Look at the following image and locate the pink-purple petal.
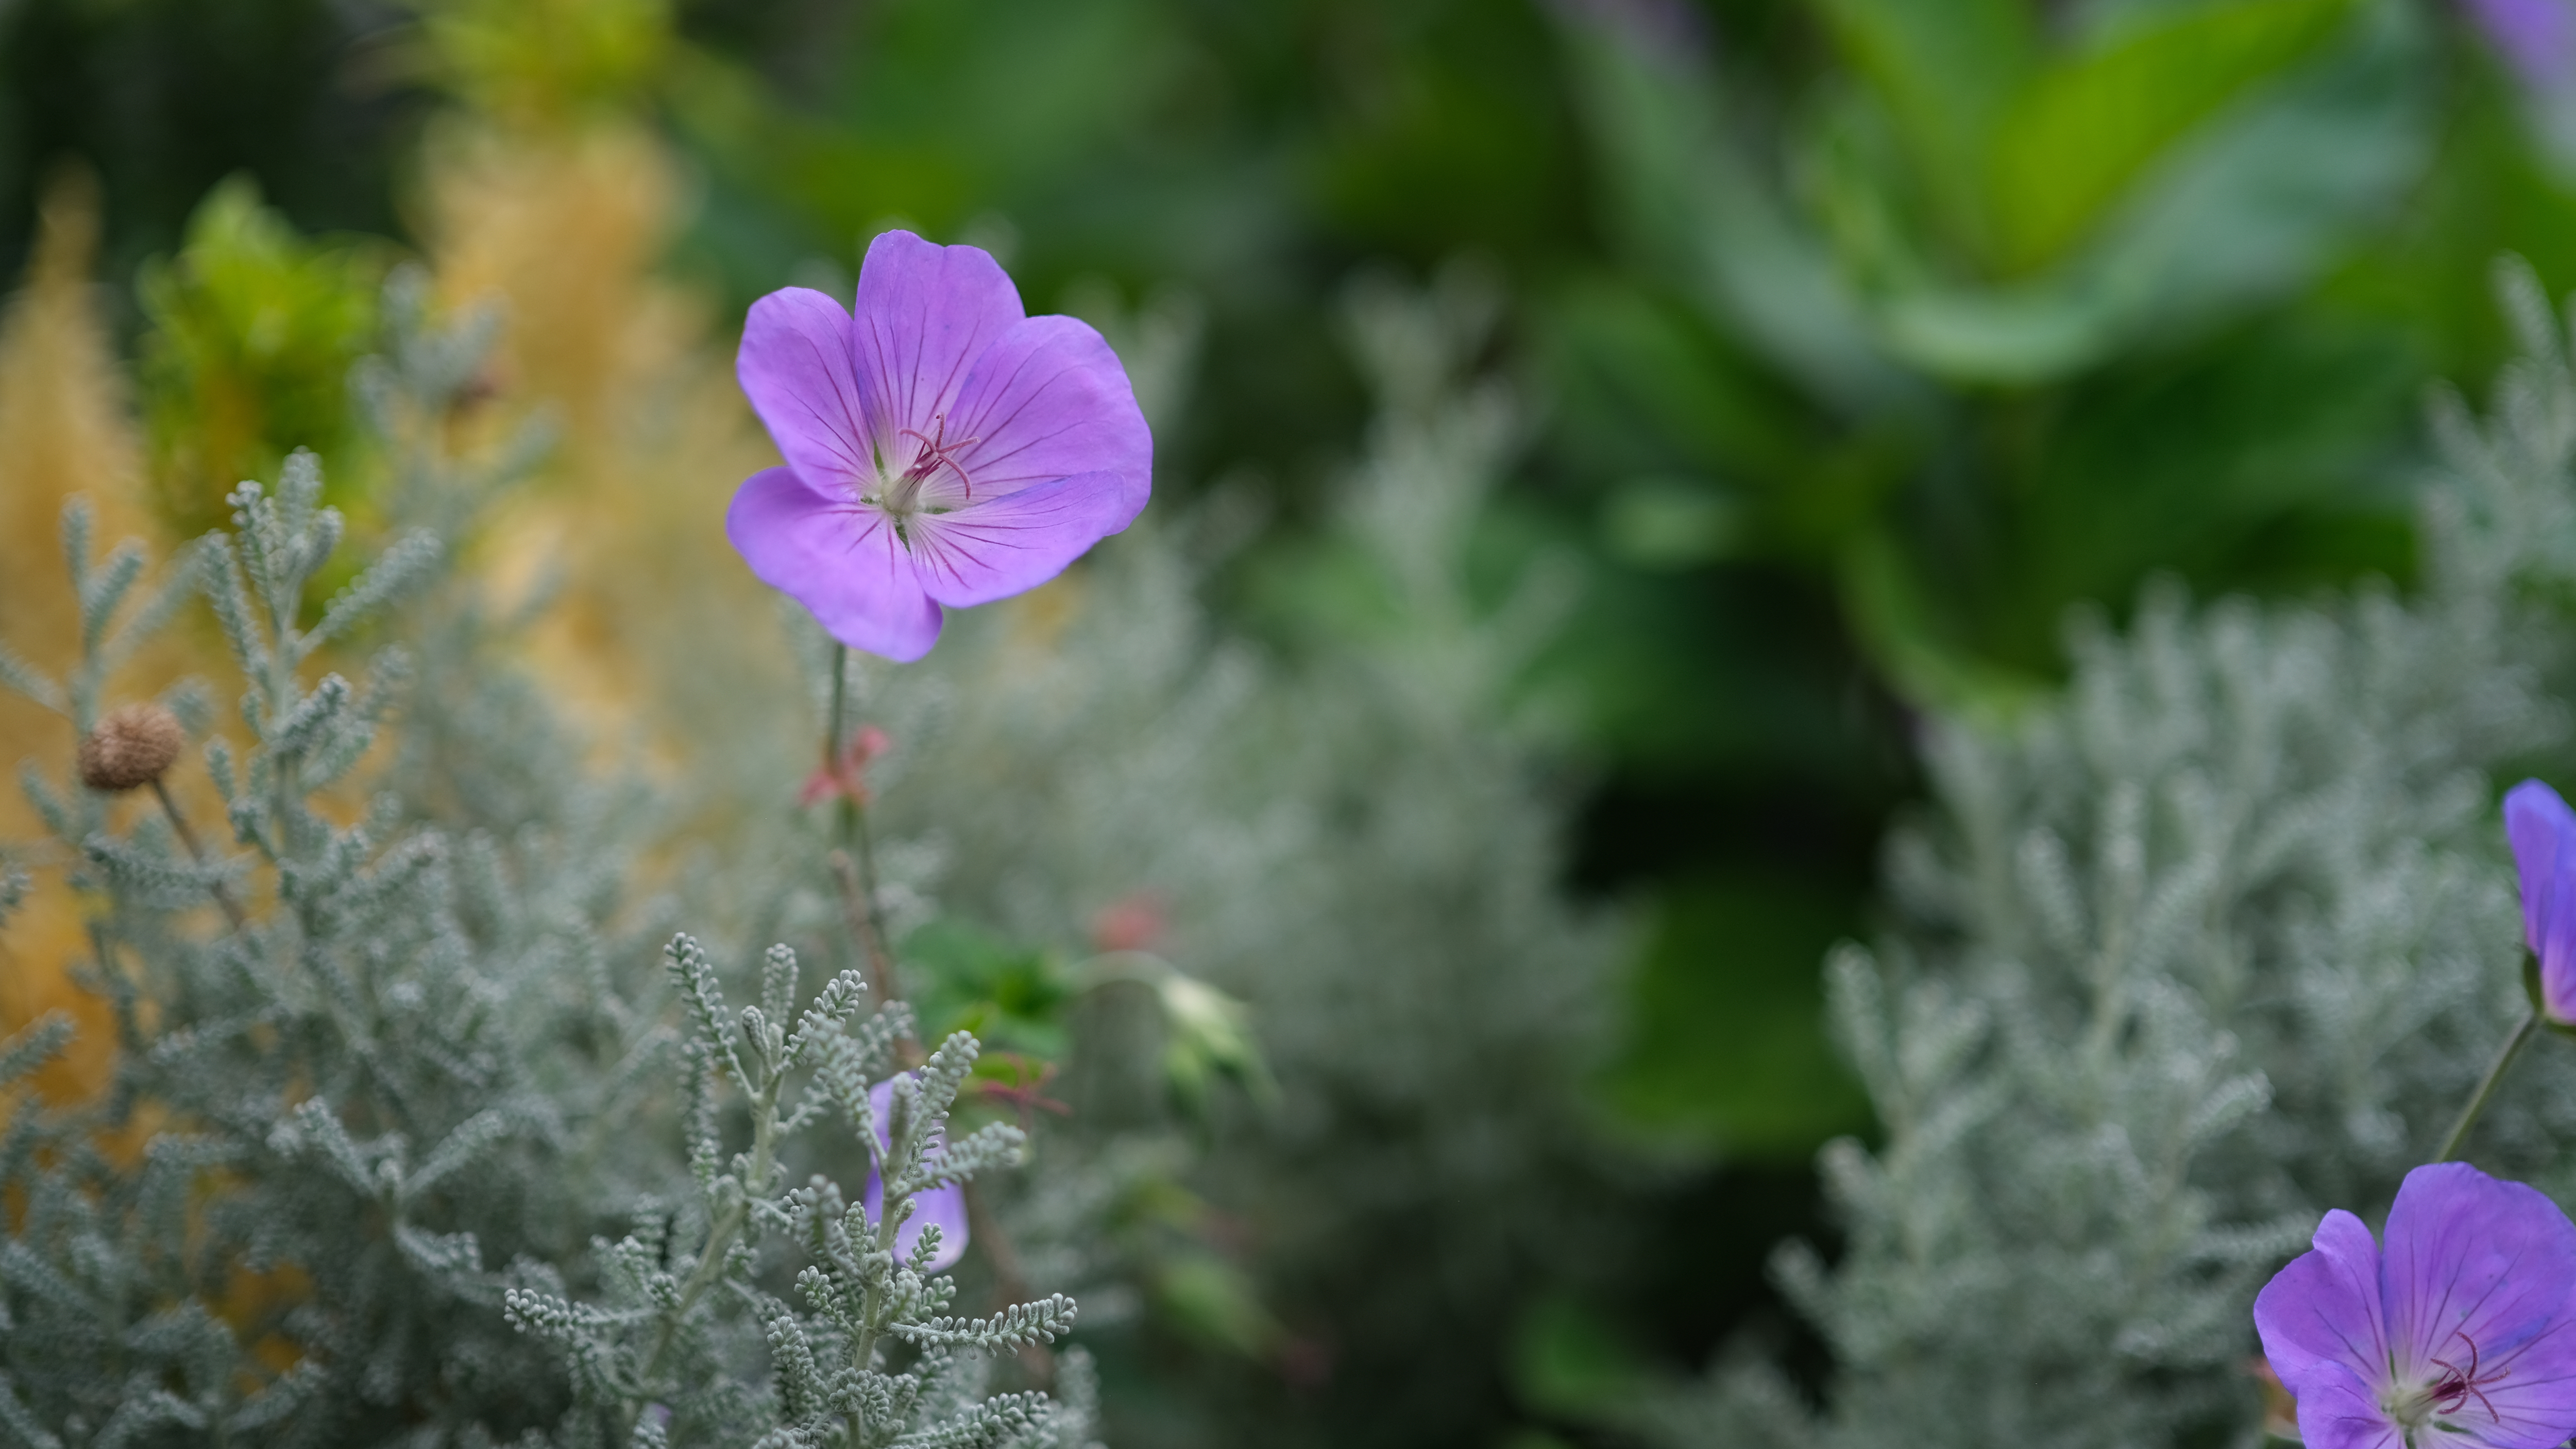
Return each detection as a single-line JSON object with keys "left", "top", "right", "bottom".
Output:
{"left": 728, "top": 237, "right": 1152, "bottom": 658}
{"left": 2380, "top": 1163, "right": 2576, "bottom": 1443}
{"left": 852, "top": 231, "right": 1026, "bottom": 458}
{"left": 725, "top": 468, "right": 943, "bottom": 662}
{"left": 738, "top": 288, "right": 874, "bottom": 495}
{"left": 903, "top": 471, "right": 1133, "bottom": 609}
{"left": 903, "top": 1183, "right": 972, "bottom": 1272}
{"left": 2468, "top": 0, "right": 2576, "bottom": 89}
{"left": 2258, "top": 1208, "right": 2393, "bottom": 1396}
{"left": 2288, "top": 1363, "right": 2405, "bottom": 1449}
{"left": 858, "top": 1076, "right": 970, "bottom": 1273}
{"left": 943, "top": 314, "right": 1153, "bottom": 527}
{"left": 2507, "top": 780, "right": 2576, "bottom": 1021}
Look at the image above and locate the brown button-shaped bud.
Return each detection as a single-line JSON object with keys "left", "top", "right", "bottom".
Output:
{"left": 78, "top": 704, "right": 185, "bottom": 793}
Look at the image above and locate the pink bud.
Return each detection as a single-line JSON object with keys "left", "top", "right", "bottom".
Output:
{"left": 1091, "top": 891, "right": 1167, "bottom": 953}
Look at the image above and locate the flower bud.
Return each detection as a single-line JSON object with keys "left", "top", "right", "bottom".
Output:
{"left": 1090, "top": 891, "right": 1166, "bottom": 954}
{"left": 77, "top": 704, "right": 184, "bottom": 793}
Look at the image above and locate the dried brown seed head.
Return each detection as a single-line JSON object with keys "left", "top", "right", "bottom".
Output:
{"left": 78, "top": 704, "right": 184, "bottom": 793}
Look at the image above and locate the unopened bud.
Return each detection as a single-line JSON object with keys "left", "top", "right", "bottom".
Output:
{"left": 77, "top": 704, "right": 184, "bottom": 793}
{"left": 1090, "top": 891, "right": 1167, "bottom": 954}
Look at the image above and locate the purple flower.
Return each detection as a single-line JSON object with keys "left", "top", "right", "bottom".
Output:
{"left": 2467, "top": 0, "right": 2576, "bottom": 90}
{"left": 727, "top": 230, "right": 1151, "bottom": 661}
{"left": 2506, "top": 779, "right": 2576, "bottom": 1023}
{"left": 2254, "top": 1162, "right": 2576, "bottom": 1449}
{"left": 860, "top": 1075, "right": 970, "bottom": 1272}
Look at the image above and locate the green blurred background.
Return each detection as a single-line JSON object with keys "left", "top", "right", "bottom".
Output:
{"left": 6, "top": 0, "right": 2573, "bottom": 1440}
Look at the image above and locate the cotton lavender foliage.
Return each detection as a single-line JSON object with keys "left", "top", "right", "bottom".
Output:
{"left": 1636, "top": 266, "right": 2576, "bottom": 1449}
{"left": 0, "top": 279, "right": 1091, "bottom": 1447}
{"left": 501, "top": 938, "right": 1077, "bottom": 1445}
{"left": 827, "top": 260, "right": 1617, "bottom": 1445}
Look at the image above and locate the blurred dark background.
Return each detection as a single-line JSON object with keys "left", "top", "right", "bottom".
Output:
{"left": 6, "top": 0, "right": 2573, "bottom": 1442}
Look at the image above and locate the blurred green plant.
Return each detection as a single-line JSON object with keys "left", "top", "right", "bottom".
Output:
{"left": 1600, "top": 872, "right": 1872, "bottom": 1158}
{"left": 29, "top": 2, "right": 2576, "bottom": 1442}
{"left": 410, "top": 0, "right": 673, "bottom": 129}
{"left": 902, "top": 916, "right": 1273, "bottom": 1126}
{"left": 1556, "top": 0, "right": 2469, "bottom": 717}
{"left": 905, "top": 918, "right": 1077, "bottom": 1063}
{"left": 890, "top": 915, "right": 1286, "bottom": 1372}
{"left": 136, "top": 175, "right": 386, "bottom": 542}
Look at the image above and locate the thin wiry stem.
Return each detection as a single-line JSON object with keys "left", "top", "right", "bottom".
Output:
{"left": 830, "top": 840, "right": 903, "bottom": 1022}
{"left": 2438, "top": 1005, "right": 2541, "bottom": 1163}
{"left": 815, "top": 666, "right": 1053, "bottom": 1389}
{"left": 825, "top": 644, "right": 849, "bottom": 776}
{"left": 150, "top": 779, "right": 248, "bottom": 932}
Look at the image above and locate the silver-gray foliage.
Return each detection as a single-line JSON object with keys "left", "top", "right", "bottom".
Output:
{"left": 829, "top": 263, "right": 1618, "bottom": 1443}
{"left": 1648, "top": 265, "right": 2576, "bottom": 1448}
{"left": 0, "top": 278, "right": 1083, "bottom": 1448}
{"left": 502, "top": 939, "right": 1074, "bottom": 1447}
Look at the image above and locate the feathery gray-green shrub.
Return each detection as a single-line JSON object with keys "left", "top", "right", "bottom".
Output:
{"left": 0, "top": 277, "right": 1089, "bottom": 1448}
{"left": 831, "top": 262, "right": 1621, "bottom": 1446}
{"left": 0, "top": 255, "right": 1624, "bottom": 1449}
{"left": 1641, "top": 264, "right": 2576, "bottom": 1449}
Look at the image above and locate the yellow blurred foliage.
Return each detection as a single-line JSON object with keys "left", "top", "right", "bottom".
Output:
{"left": 0, "top": 169, "right": 161, "bottom": 1103}
{"left": 413, "top": 0, "right": 672, "bottom": 134}
{"left": 423, "top": 115, "right": 801, "bottom": 802}
{"left": 0, "top": 0, "right": 813, "bottom": 1111}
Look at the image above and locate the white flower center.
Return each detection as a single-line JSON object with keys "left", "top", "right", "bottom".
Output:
{"left": 867, "top": 414, "right": 977, "bottom": 529}
{"left": 2381, "top": 1336, "right": 2507, "bottom": 1440}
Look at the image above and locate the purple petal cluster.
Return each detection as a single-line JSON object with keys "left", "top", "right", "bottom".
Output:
{"left": 860, "top": 1075, "right": 970, "bottom": 1273}
{"left": 2256, "top": 1162, "right": 2576, "bottom": 1449}
{"left": 2507, "top": 779, "right": 2576, "bottom": 1024}
{"left": 727, "top": 231, "right": 1151, "bottom": 661}
{"left": 2467, "top": 0, "right": 2576, "bottom": 90}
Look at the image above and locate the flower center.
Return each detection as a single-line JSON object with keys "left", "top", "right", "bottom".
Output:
{"left": 2384, "top": 1333, "right": 2509, "bottom": 1436}
{"left": 869, "top": 413, "right": 978, "bottom": 525}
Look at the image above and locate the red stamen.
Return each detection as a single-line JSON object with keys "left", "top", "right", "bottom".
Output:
{"left": 2430, "top": 1331, "right": 2507, "bottom": 1421}
{"left": 897, "top": 414, "right": 982, "bottom": 502}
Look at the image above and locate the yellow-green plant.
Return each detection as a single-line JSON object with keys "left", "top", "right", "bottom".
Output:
{"left": 138, "top": 176, "right": 387, "bottom": 544}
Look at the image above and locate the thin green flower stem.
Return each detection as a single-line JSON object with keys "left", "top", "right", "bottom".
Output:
{"left": 812, "top": 654, "right": 1050, "bottom": 1411}
{"left": 2437, "top": 1004, "right": 2543, "bottom": 1163}
{"left": 817, "top": 655, "right": 909, "bottom": 1444}
{"left": 822, "top": 643, "right": 905, "bottom": 1014}
{"left": 826, "top": 643, "right": 850, "bottom": 773}
{"left": 830, "top": 830, "right": 905, "bottom": 1030}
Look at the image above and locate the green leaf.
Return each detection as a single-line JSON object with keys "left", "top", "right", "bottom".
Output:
{"left": 1877, "top": 279, "right": 2127, "bottom": 385}
{"left": 1598, "top": 873, "right": 1876, "bottom": 1160}
{"left": 1866, "top": 6, "right": 2427, "bottom": 385}
{"left": 1562, "top": 31, "right": 1914, "bottom": 413}
{"left": 1987, "top": 0, "right": 2359, "bottom": 272}
{"left": 900, "top": 918, "right": 1071, "bottom": 1061}
{"left": 1150, "top": 1252, "right": 1282, "bottom": 1359}
{"left": 1836, "top": 530, "right": 2050, "bottom": 721}
{"left": 138, "top": 176, "right": 385, "bottom": 547}
{"left": 1541, "top": 275, "right": 1830, "bottom": 488}
{"left": 1509, "top": 1294, "right": 1658, "bottom": 1420}
{"left": 1813, "top": 0, "right": 2036, "bottom": 248}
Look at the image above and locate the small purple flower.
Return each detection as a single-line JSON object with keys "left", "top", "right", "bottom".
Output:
{"left": 2255, "top": 1162, "right": 2576, "bottom": 1449}
{"left": 2506, "top": 779, "right": 2576, "bottom": 1023}
{"left": 861, "top": 1076, "right": 970, "bottom": 1272}
{"left": 2467, "top": 0, "right": 2576, "bottom": 90}
{"left": 727, "top": 230, "right": 1151, "bottom": 662}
